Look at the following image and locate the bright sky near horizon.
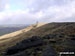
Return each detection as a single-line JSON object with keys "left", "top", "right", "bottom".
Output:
{"left": 0, "top": 0, "right": 75, "bottom": 24}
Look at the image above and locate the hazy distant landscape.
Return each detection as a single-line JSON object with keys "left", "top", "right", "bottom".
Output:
{"left": 0, "top": 25, "right": 29, "bottom": 36}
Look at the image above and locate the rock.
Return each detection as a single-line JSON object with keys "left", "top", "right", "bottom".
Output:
{"left": 43, "top": 46, "right": 57, "bottom": 56}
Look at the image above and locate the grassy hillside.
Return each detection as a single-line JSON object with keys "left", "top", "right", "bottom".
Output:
{"left": 0, "top": 23, "right": 47, "bottom": 52}
{"left": 0, "top": 22, "right": 75, "bottom": 56}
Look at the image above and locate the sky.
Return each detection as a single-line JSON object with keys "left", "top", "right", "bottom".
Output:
{"left": 0, "top": 0, "right": 75, "bottom": 24}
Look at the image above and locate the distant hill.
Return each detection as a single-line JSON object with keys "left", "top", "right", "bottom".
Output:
{"left": 0, "top": 22, "right": 75, "bottom": 56}
{"left": 0, "top": 25, "right": 29, "bottom": 36}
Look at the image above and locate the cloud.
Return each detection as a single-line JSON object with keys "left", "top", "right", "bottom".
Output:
{"left": 5, "top": 4, "right": 10, "bottom": 10}
{"left": 0, "top": 0, "right": 75, "bottom": 24}
{"left": 0, "top": 0, "right": 8, "bottom": 11}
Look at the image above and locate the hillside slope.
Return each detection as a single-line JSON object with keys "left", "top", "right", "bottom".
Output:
{"left": 0, "top": 23, "right": 47, "bottom": 40}
{"left": 0, "top": 23, "right": 47, "bottom": 52}
{"left": 0, "top": 22, "right": 75, "bottom": 56}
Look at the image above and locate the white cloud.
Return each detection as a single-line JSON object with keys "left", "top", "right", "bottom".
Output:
{"left": 0, "top": 0, "right": 75, "bottom": 24}
{"left": 5, "top": 4, "right": 10, "bottom": 10}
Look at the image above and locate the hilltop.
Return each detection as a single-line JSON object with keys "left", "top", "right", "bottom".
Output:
{"left": 0, "top": 22, "right": 75, "bottom": 56}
